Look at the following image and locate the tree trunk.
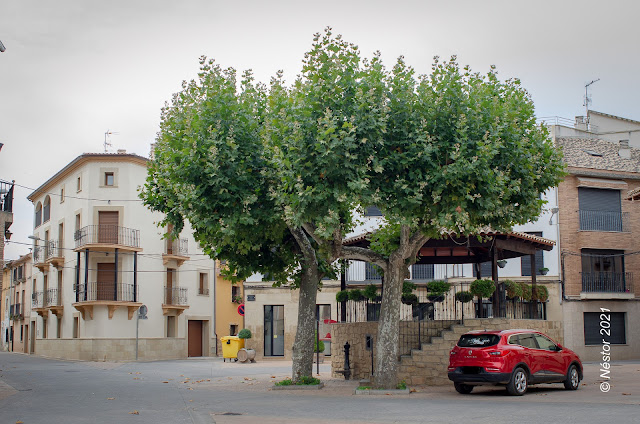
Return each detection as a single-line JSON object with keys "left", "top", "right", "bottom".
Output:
{"left": 291, "top": 259, "right": 320, "bottom": 382}
{"left": 373, "top": 258, "right": 405, "bottom": 389}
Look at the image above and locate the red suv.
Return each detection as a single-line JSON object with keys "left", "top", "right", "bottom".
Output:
{"left": 448, "top": 329, "right": 582, "bottom": 396}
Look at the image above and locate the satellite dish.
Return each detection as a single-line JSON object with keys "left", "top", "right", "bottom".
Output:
{"left": 138, "top": 305, "right": 148, "bottom": 319}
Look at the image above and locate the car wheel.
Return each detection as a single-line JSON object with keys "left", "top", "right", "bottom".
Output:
{"left": 454, "top": 383, "right": 474, "bottom": 394}
{"left": 507, "top": 367, "right": 528, "bottom": 396}
{"left": 564, "top": 365, "right": 580, "bottom": 390}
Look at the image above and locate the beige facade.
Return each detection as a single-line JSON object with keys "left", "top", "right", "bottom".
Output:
{"left": 2, "top": 254, "right": 34, "bottom": 353}
{"left": 24, "top": 152, "right": 216, "bottom": 361}
{"left": 214, "top": 264, "right": 244, "bottom": 355}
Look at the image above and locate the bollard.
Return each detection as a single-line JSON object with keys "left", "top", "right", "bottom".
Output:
{"left": 343, "top": 341, "right": 351, "bottom": 380}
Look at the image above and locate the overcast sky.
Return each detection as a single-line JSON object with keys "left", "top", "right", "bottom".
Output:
{"left": 1, "top": 0, "right": 639, "bottom": 260}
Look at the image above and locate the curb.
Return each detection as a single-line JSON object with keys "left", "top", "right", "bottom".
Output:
{"left": 271, "top": 383, "right": 325, "bottom": 390}
{"left": 354, "top": 388, "right": 411, "bottom": 395}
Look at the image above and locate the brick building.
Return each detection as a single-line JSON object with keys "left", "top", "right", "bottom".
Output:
{"left": 555, "top": 136, "right": 640, "bottom": 360}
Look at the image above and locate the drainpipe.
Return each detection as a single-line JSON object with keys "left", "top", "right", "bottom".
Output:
{"left": 213, "top": 259, "right": 217, "bottom": 357}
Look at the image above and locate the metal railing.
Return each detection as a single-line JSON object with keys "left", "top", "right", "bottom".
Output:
{"left": 76, "top": 282, "right": 137, "bottom": 302}
{"left": 32, "top": 291, "right": 44, "bottom": 309}
{"left": 581, "top": 272, "right": 633, "bottom": 293}
{"left": 198, "top": 287, "right": 210, "bottom": 296}
{"left": 45, "top": 240, "right": 63, "bottom": 260}
{"left": 74, "top": 225, "right": 140, "bottom": 249}
{"left": 0, "top": 180, "right": 14, "bottom": 213}
{"left": 45, "top": 288, "right": 62, "bottom": 306}
{"left": 164, "top": 287, "right": 188, "bottom": 305}
{"left": 579, "top": 210, "right": 629, "bottom": 232}
{"left": 33, "top": 245, "right": 45, "bottom": 263}
{"left": 165, "top": 238, "right": 188, "bottom": 256}
{"left": 337, "top": 281, "right": 547, "bottom": 359}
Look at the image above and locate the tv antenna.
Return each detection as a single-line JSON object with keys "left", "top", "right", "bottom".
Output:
{"left": 583, "top": 79, "right": 600, "bottom": 125}
{"left": 104, "top": 130, "right": 119, "bottom": 152}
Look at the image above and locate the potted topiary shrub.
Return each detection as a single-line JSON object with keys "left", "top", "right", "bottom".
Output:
{"left": 363, "top": 284, "right": 380, "bottom": 302}
{"left": 539, "top": 267, "right": 549, "bottom": 276}
{"left": 401, "top": 281, "right": 418, "bottom": 305}
{"left": 236, "top": 328, "right": 255, "bottom": 362}
{"left": 497, "top": 259, "right": 507, "bottom": 268}
{"left": 427, "top": 280, "right": 451, "bottom": 302}
{"left": 313, "top": 335, "right": 326, "bottom": 363}
{"left": 470, "top": 279, "right": 496, "bottom": 318}
{"left": 335, "top": 290, "right": 348, "bottom": 303}
{"left": 348, "top": 289, "right": 365, "bottom": 302}
{"left": 520, "top": 283, "right": 533, "bottom": 302}
{"left": 455, "top": 291, "right": 474, "bottom": 303}
{"left": 532, "top": 285, "right": 549, "bottom": 302}
{"left": 503, "top": 280, "right": 522, "bottom": 300}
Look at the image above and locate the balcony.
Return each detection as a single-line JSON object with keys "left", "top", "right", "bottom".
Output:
{"left": 581, "top": 272, "right": 634, "bottom": 297}
{"left": 72, "top": 282, "right": 141, "bottom": 320}
{"left": 579, "top": 210, "right": 630, "bottom": 232}
{"left": 0, "top": 180, "right": 14, "bottom": 213}
{"left": 162, "top": 238, "right": 189, "bottom": 266}
{"left": 32, "top": 291, "right": 47, "bottom": 317}
{"left": 45, "top": 287, "right": 64, "bottom": 317}
{"left": 45, "top": 240, "right": 65, "bottom": 268}
{"left": 74, "top": 225, "right": 141, "bottom": 252}
{"left": 162, "top": 286, "right": 189, "bottom": 316}
{"left": 9, "top": 303, "right": 22, "bottom": 320}
{"left": 33, "top": 245, "right": 49, "bottom": 272}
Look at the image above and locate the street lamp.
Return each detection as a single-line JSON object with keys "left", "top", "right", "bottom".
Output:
{"left": 0, "top": 40, "right": 5, "bottom": 52}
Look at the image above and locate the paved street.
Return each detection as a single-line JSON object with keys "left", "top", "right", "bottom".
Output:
{"left": 0, "top": 352, "right": 638, "bottom": 424}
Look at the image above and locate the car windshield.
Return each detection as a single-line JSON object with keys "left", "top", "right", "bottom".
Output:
{"left": 457, "top": 334, "right": 500, "bottom": 347}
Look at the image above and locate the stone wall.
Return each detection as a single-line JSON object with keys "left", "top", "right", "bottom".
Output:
{"left": 35, "top": 337, "right": 216, "bottom": 361}
{"left": 331, "top": 319, "right": 563, "bottom": 385}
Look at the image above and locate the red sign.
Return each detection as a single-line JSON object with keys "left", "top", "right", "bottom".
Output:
{"left": 237, "top": 304, "right": 245, "bottom": 316}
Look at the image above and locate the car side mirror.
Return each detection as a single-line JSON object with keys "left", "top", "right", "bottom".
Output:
{"left": 551, "top": 345, "right": 562, "bottom": 352}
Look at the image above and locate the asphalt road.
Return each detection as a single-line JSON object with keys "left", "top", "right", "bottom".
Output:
{"left": 0, "top": 352, "right": 638, "bottom": 424}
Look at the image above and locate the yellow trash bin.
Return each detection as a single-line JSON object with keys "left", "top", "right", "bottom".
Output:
{"left": 221, "top": 336, "right": 245, "bottom": 362}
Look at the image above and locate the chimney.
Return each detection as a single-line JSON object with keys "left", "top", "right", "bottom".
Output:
{"left": 117, "top": 149, "right": 127, "bottom": 154}
{"left": 575, "top": 116, "right": 588, "bottom": 131}
{"left": 619, "top": 140, "right": 631, "bottom": 159}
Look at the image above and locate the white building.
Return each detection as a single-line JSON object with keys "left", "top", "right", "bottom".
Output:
{"left": 27, "top": 151, "right": 216, "bottom": 361}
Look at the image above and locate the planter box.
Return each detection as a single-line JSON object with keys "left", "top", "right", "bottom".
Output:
{"left": 272, "top": 383, "right": 324, "bottom": 390}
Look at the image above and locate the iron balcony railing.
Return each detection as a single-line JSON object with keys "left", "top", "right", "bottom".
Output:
{"left": 164, "top": 286, "right": 188, "bottom": 305}
{"left": 0, "top": 180, "right": 14, "bottom": 213}
{"left": 76, "top": 282, "right": 137, "bottom": 302}
{"left": 45, "top": 240, "right": 63, "bottom": 260}
{"left": 32, "top": 291, "right": 44, "bottom": 308}
{"left": 198, "top": 287, "right": 210, "bottom": 296}
{"left": 33, "top": 245, "right": 45, "bottom": 263}
{"left": 579, "top": 210, "right": 630, "bottom": 232}
{"left": 165, "top": 238, "right": 188, "bottom": 256}
{"left": 581, "top": 272, "right": 633, "bottom": 293}
{"left": 74, "top": 225, "right": 140, "bottom": 249}
{"left": 45, "top": 288, "right": 62, "bottom": 307}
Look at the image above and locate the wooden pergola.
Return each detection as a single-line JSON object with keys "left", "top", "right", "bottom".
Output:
{"left": 342, "top": 231, "right": 555, "bottom": 318}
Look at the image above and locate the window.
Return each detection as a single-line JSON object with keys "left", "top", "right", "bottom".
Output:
{"left": 521, "top": 232, "right": 544, "bottom": 276}
{"left": 231, "top": 285, "right": 241, "bottom": 302}
{"left": 60, "top": 187, "right": 65, "bottom": 203}
{"left": 75, "top": 213, "right": 81, "bottom": 232}
{"left": 77, "top": 176, "right": 82, "bottom": 192}
{"left": 35, "top": 202, "right": 42, "bottom": 228}
{"left": 198, "top": 272, "right": 208, "bottom": 295}
{"left": 457, "top": 334, "right": 500, "bottom": 347}
{"left": 20, "top": 325, "right": 24, "bottom": 342}
{"left": 578, "top": 188, "right": 623, "bottom": 232}
{"left": 581, "top": 249, "right": 626, "bottom": 292}
{"left": 73, "top": 316, "right": 79, "bottom": 338}
{"left": 364, "top": 206, "right": 383, "bottom": 217}
{"left": 57, "top": 317, "right": 62, "bottom": 339}
{"left": 515, "top": 333, "right": 537, "bottom": 348}
{"left": 229, "top": 324, "right": 238, "bottom": 336}
{"left": 474, "top": 261, "right": 493, "bottom": 279}
{"left": 534, "top": 334, "right": 556, "bottom": 351}
{"left": 412, "top": 264, "right": 434, "bottom": 281}
{"left": 43, "top": 196, "right": 51, "bottom": 223}
{"left": 104, "top": 172, "right": 114, "bottom": 186}
{"left": 584, "top": 312, "right": 626, "bottom": 345}
{"left": 365, "top": 263, "right": 382, "bottom": 281}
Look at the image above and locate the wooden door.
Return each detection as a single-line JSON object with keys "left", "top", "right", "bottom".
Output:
{"left": 166, "top": 269, "right": 175, "bottom": 304}
{"left": 97, "top": 263, "right": 116, "bottom": 301}
{"left": 188, "top": 320, "right": 203, "bottom": 357}
{"left": 98, "top": 211, "right": 119, "bottom": 243}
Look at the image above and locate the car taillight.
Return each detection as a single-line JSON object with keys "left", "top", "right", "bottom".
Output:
{"left": 488, "top": 351, "right": 506, "bottom": 357}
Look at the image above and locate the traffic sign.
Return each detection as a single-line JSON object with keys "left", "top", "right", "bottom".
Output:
{"left": 237, "top": 304, "right": 245, "bottom": 316}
